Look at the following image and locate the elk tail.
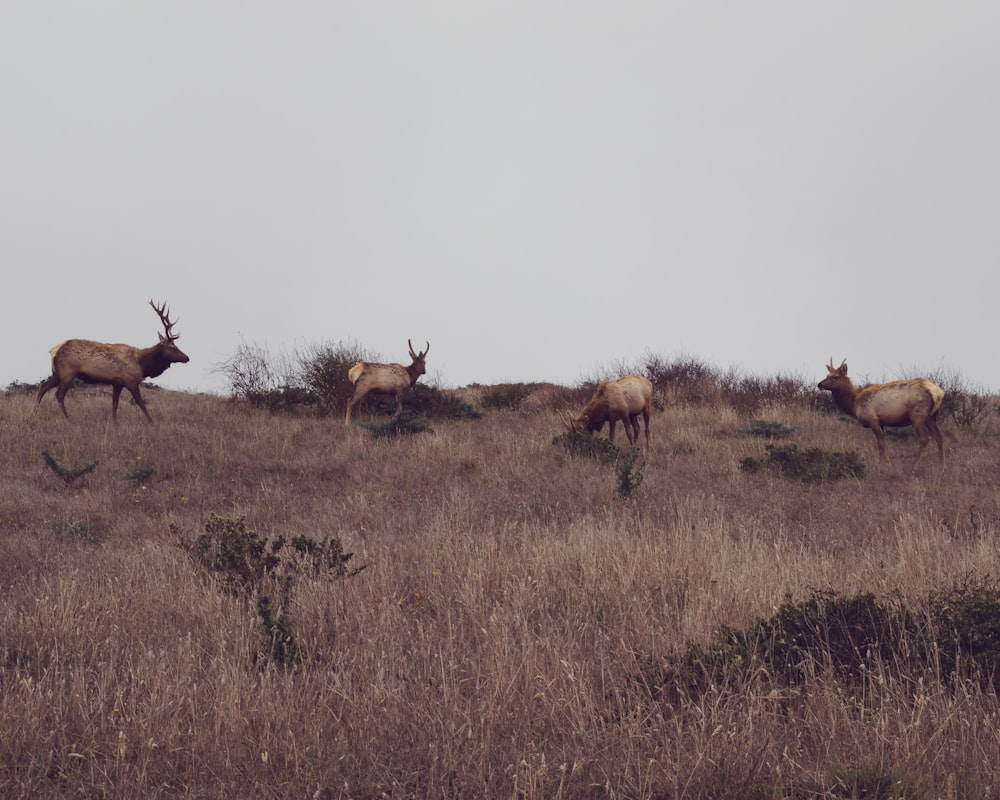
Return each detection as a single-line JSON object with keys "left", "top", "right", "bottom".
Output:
{"left": 929, "top": 383, "right": 945, "bottom": 416}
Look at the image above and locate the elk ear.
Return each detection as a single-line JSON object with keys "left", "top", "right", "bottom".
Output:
{"left": 837, "top": 360, "right": 848, "bottom": 376}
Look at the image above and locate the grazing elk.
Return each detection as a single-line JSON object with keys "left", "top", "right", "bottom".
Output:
{"left": 345, "top": 340, "right": 429, "bottom": 423}
{"left": 566, "top": 373, "right": 653, "bottom": 448}
{"left": 818, "top": 358, "right": 945, "bottom": 472}
{"left": 37, "top": 300, "right": 189, "bottom": 422}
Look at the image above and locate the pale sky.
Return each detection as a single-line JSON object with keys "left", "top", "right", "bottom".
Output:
{"left": 4, "top": 3, "right": 999, "bottom": 394}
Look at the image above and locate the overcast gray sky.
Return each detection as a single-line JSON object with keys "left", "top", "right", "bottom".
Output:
{"left": 4, "top": 3, "right": 999, "bottom": 395}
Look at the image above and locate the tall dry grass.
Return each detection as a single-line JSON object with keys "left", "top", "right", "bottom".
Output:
{"left": 2, "top": 381, "right": 1000, "bottom": 798}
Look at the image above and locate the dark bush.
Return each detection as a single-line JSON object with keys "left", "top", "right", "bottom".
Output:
{"left": 741, "top": 419, "right": 795, "bottom": 439}
{"left": 635, "top": 589, "right": 917, "bottom": 703}
{"left": 552, "top": 430, "right": 619, "bottom": 463}
{"left": 403, "top": 384, "right": 482, "bottom": 420}
{"left": 362, "top": 410, "right": 433, "bottom": 439}
{"left": 480, "top": 383, "right": 535, "bottom": 411}
{"left": 924, "top": 574, "right": 1000, "bottom": 691}
{"left": 739, "top": 444, "right": 865, "bottom": 482}
{"left": 634, "top": 577, "right": 1000, "bottom": 708}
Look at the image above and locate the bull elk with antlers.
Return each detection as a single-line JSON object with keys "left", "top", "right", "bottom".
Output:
{"left": 566, "top": 373, "right": 653, "bottom": 448}
{"left": 818, "top": 358, "right": 945, "bottom": 472}
{"left": 36, "top": 300, "right": 190, "bottom": 422}
{"left": 345, "top": 340, "right": 429, "bottom": 423}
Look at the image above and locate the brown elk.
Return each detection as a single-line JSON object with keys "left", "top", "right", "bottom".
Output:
{"left": 566, "top": 373, "right": 653, "bottom": 448}
{"left": 818, "top": 358, "right": 945, "bottom": 472}
{"left": 36, "top": 300, "right": 189, "bottom": 422}
{"left": 345, "top": 340, "right": 429, "bottom": 423}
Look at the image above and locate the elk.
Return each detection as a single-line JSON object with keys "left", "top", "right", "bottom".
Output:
{"left": 345, "top": 340, "right": 429, "bottom": 423}
{"left": 36, "top": 300, "right": 189, "bottom": 422}
{"left": 818, "top": 358, "right": 945, "bottom": 472}
{"left": 566, "top": 373, "right": 653, "bottom": 448}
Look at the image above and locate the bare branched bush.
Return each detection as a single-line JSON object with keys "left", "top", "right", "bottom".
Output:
{"left": 213, "top": 339, "right": 300, "bottom": 410}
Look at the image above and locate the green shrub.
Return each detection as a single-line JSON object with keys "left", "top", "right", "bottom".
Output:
{"left": 403, "top": 384, "right": 482, "bottom": 420}
{"left": 634, "top": 577, "right": 1000, "bottom": 707}
{"left": 923, "top": 574, "right": 1000, "bottom": 691}
{"left": 41, "top": 450, "right": 98, "bottom": 485}
{"left": 741, "top": 419, "right": 795, "bottom": 439}
{"left": 614, "top": 447, "right": 645, "bottom": 499}
{"left": 124, "top": 464, "right": 156, "bottom": 487}
{"left": 739, "top": 444, "right": 865, "bottom": 482}
{"left": 179, "top": 514, "right": 365, "bottom": 669}
{"left": 183, "top": 513, "right": 284, "bottom": 594}
{"left": 362, "top": 410, "right": 432, "bottom": 439}
{"left": 634, "top": 589, "right": 917, "bottom": 703}
{"left": 552, "top": 430, "right": 619, "bottom": 463}
{"left": 4, "top": 380, "right": 40, "bottom": 396}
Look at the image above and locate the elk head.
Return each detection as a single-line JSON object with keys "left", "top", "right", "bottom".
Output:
{"left": 408, "top": 339, "right": 429, "bottom": 377}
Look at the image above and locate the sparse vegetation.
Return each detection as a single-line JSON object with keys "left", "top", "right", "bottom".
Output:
{"left": 2, "top": 362, "right": 1000, "bottom": 798}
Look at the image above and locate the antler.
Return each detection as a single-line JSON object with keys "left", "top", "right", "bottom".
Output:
{"left": 409, "top": 339, "right": 429, "bottom": 358}
{"left": 150, "top": 299, "right": 180, "bottom": 341}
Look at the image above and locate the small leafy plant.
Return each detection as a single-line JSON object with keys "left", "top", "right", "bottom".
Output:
{"left": 180, "top": 514, "right": 365, "bottom": 668}
{"left": 362, "top": 410, "right": 432, "bottom": 439}
{"left": 552, "top": 431, "right": 619, "bottom": 463}
{"left": 741, "top": 419, "right": 795, "bottom": 439}
{"left": 41, "top": 450, "right": 98, "bottom": 485}
{"left": 739, "top": 444, "right": 865, "bottom": 482}
{"left": 614, "top": 447, "right": 645, "bottom": 499}
{"left": 125, "top": 464, "right": 156, "bottom": 487}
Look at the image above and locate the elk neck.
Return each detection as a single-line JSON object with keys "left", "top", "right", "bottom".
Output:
{"left": 404, "top": 362, "right": 424, "bottom": 386}
{"left": 824, "top": 380, "right": 859, "bottom": 416}
{"left": 138, "top": 343, "right": 179, "bottom": 379}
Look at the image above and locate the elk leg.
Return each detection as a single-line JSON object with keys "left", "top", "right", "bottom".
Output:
{"left": 394, "top": 390, "right": 404, "bottom": 417}
{"left": 607, "top": 420, "right": 617, "bottom": 443}
{"left": 36, "top": 375, "right": 59, "bottom": 407}
{"left": 642, "top": 410, "right": 651, "bottom": 449}
{"left": 54, "top": 383, "right": 72, "bottom": 418}
{"left": 927, "top": 418, "right": 945, "bottom": 466}
{"left": 125, "top": 385, "right": 153, "bottom": 423}
{"left": 345, "top": 388, "right": 366, "bottom": 423}
{"left": 870, "top": 426, "right": 888, "bottom": 462}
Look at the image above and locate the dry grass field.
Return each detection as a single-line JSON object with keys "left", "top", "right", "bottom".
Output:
{"left": 3, "top": 375, "right": 1000, "bottom": 799}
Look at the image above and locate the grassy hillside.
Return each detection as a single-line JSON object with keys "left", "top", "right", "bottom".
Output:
{"left": 3, "top": 378, "right": 1000, "bottom": 798}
